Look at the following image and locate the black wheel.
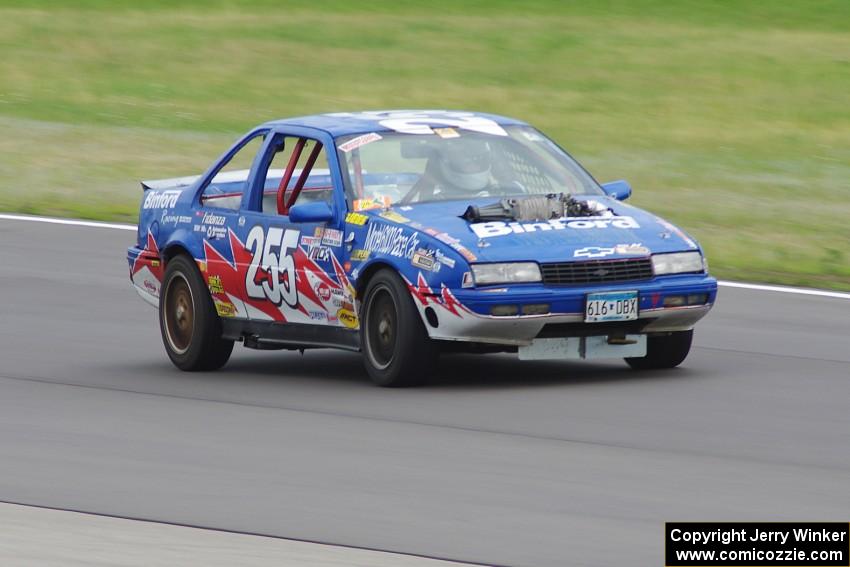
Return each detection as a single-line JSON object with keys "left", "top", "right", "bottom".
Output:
{"left": 159, "top": 254, "right": 234, "bottom": 371}
{"left": 625, "top": 330, "right": 693, "bottom": 370}
{"left": 360, "top": 269, "right": 437, "bottom": 387}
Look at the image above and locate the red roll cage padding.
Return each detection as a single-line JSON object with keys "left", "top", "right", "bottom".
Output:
{"left": 352, "top": 148, "right": 365, "bottom": 198}
{"left": 282, "top": 141, "right": 323, "bottom": 215}
{"left": 276, "top": 138, "right": 306, "bottom": 215}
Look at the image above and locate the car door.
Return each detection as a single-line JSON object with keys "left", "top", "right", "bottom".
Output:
{"left": 236, "top": 129, "right": 356, "bottom": 329}
{"left": 194, "top": 128, "right": 269, "bottom": 320}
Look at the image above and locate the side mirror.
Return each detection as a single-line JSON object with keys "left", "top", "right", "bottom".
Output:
{"left": 289, "top": 201, "right": 334, "bottom": 223}
{"left": 601, "top": 180, "right": 632, "bottom": 201}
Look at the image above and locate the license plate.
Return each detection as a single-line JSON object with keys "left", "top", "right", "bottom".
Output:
{"left": 585, "top": 291, "right": 639, "bottom": 322}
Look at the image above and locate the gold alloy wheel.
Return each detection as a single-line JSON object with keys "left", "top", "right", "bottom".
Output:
{"left": 164, "top": 273, "right": 194, "bottom": 355}
{"left": 365, "top": 286, "right": 398, "bottom": 371}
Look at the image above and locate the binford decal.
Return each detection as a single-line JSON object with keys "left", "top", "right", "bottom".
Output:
{"left": 143, "top": 190, "right": 181, "bottom": 209}
{"left": 470, "top": 216, "right": 641, "bottom": 239}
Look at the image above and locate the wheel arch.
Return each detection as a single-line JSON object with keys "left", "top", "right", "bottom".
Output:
{"left": 160, "top": 229, "right": 203, "bottom": 267}
{"left": 355, "top": 260, "right": 433, "bottom": 337}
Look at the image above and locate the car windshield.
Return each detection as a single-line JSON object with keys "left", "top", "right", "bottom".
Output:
{"left": 335, "top": 125, "right": 603, "bottom": 209}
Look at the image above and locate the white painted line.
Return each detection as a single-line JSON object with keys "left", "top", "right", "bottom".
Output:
{"left": 717, "top": 280, "right": 850, "bottom": 300}
{"left": 2, "top": 212, "right": 849, "bottom": 300}
{"left": 0, "top": 213, "right": 136, "bottom": 231}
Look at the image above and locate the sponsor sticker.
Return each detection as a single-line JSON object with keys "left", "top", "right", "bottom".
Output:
{"left": 337, "top": 308, "right": 359, "bottom": 329}
{"left": 451, "top": 243, "right": 477, "bottom": 262}
{"left": 308, "top": 310, "right": 328, "bottom": 321}
{"left": 434, "top": 231, "right": 459, "bottom": 244}
{"left": 378, "top": 210, "right": 410, "bottom": 224}
{"left": 345, "top": 212, "right": 369, "bottom": 226}
{"left": 353, "top": 195, "right": 392, "bottom": 212}
{"left": 308, "top": 246, "right": 331, "bottom": 262}
{"left": 433, "top": 127, "right": 460, "bottom": 139}
{"left": 321, "top": 228, "right": 343, "bottom": 247}
{"left": 434, "top": 250, "right": 456, "bottom": 268}
{"left": 338, "top": 132, "right": 382, "bottom": 153}
{"left": 411, "top": 248, "right": 436, "bottom": 271}
{"left": 300, "top": 235, "right": 321, "bottom": 248}
{"left": 161, "top": 212, "right": 192, "bottom": 225}
{"left": 195, "top": 224, "right": 227, "bottom": 239}
{"left": 350, "top": 249, "right": 370, "bottom": 261}
{"left": 208, "top": 274, "right": 224, "bottom": 294}
{"left": 315, "top": 282, "right": 332, "bottom": 302}
{"left": 201, "top": 212, "right": 226, "bottom": 226}
{"left": 214, "top": 299, "right": 237, "bottom": 318}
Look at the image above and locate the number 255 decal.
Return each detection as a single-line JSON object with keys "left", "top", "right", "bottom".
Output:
{"left": 245, "top": 226, "right": 300, "bottom": 307}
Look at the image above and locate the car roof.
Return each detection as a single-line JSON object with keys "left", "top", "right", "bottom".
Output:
{"left": 261, "top": 110, "right": 528, "bottom": 137}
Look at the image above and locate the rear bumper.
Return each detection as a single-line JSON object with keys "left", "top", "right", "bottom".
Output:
{"left": 416, "top": 273, "right": 717, "bottom": 346}
{"left": 127, "top": 245, "right": 162, "bottom": 307}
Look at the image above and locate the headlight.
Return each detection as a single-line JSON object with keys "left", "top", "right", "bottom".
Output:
{"left": 471, "top": 262, "right": 541, "bottom": 285}
{"left": 652, "top": 252, "right": 705, "bottom": 275}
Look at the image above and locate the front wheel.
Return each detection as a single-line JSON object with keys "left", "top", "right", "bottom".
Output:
{"left": 159, "top": 254, "right": 234, "bottom": 371}
{"left": 625, "top": 330, "right": 693, "bottom": 370}
{"left": 360, "top": 269, "right": 437, "bottom": 387}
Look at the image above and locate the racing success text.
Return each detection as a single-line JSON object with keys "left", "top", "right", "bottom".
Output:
{"left": 665, "top": 522, "right": 850, "bottom": 566}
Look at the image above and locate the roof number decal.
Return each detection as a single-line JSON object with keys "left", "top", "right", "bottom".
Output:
{"left": 330, "top": 111, "right": 508, "bottom": 137}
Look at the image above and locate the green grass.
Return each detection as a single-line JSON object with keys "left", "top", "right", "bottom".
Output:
{"left": 1, "top": 1, "right": 848, "bottom": 289}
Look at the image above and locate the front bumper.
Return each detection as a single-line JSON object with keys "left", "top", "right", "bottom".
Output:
{"left": 417, "top": 273, "right": 717, "bottom": 346}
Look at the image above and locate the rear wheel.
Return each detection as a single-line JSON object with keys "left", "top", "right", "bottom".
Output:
{"left": 159, "top": 254, "right": 233, "bottom": 371}
{"left": 360, "top": 269, "right": 437, "bottom": 387}
{"left": 625, "top": 330, "right": 693, "bottom": 370}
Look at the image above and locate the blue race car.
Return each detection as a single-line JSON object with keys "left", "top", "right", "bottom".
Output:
{"left": 128, "top": 110, "right": 717, "bottom": 386}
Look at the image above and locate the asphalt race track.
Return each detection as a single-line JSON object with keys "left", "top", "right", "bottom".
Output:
{"left": 1, "top": 217, "right": 849, "bottom": 567}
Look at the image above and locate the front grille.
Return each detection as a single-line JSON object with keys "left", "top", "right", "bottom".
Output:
{"left": 540, "top": 257, "right": 653, "bottom": 286}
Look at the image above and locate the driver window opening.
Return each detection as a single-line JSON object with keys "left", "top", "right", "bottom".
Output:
{"left": 258, "top": 137, "right": 331, "bottom": 215}
{"left": 200, "top": 133, "right": 266, "bottom": 211}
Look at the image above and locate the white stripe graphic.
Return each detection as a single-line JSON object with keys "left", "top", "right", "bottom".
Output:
{"left": 1, "top": 213, "right": 848, "bottom": 300}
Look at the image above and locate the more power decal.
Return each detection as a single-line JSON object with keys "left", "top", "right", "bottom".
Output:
{"left": 363, "top": 223, "right": 421, "bottom": 259}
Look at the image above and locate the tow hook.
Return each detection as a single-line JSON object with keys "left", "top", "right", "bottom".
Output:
{"left": 607, "top": 334, "right": 638, "bottom": 345}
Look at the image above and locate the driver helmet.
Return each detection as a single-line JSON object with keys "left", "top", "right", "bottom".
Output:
{"left": 438, "top": 138, "right": 492, "bottom": 192}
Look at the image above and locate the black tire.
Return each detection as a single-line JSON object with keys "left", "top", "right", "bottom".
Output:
{"left": 159, "top": 254, "right": 234, "bottom": 371}
{"left": 625, "top": 330, "right": 693, "bottom": 370}
{"left": 360, "top": 269, "right": 437, "bottom": 387}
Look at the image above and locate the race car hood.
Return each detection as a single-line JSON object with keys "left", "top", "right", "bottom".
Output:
{"left": 383, "top": 195, "right": 701, "bottom": 263}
